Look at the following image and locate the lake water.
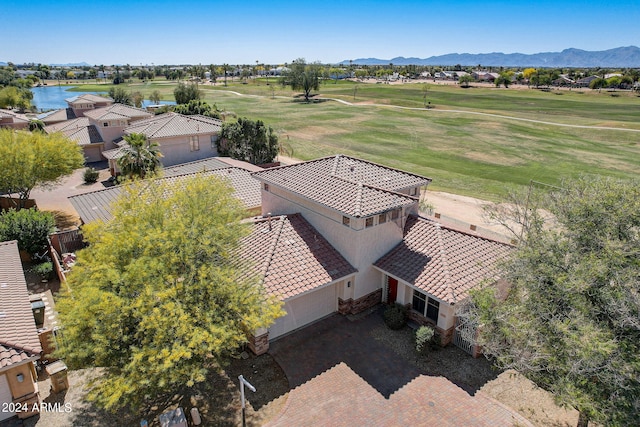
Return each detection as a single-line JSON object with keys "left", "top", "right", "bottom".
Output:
{"left": 30, "top": 86, "right": 175, "bottom": 111}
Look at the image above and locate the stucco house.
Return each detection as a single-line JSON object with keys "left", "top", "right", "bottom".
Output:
{"left": 0, "top": 241, "right": 42, "bottom": 422}
{"left": 83, "top": 103, "right": 153, "bottom": 150}
{"left": 38, "top": 108, "right": 77, "bottom": 125}
{"left": 101, "top": 112, "right": 222, "bottom": 175}
{"left": 0, "top": 109, "right": 29, "bottom": 130}
{"left": 44, "top": 117, "right": 105, "bottom": 162}
{"left": 64, "top": 93, "right": 113, "bottom": 118}
{"left": 67, "top": 154, "right": 512, "bottom": 356}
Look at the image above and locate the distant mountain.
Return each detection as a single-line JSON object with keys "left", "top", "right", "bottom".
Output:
{"left": 343, "top": 46, "right": 640, "bottom": 67}
{"left": 0, "top": 62, "right": 7, "bottom": 66}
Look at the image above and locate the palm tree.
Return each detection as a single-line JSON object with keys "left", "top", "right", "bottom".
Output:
{"left": 117, "top": 133, "right": 163, "bottom": 179}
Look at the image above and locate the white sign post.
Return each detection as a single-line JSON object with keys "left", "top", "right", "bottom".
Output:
{"left": 239, "top": 374, "right": 256, "bottom": 427}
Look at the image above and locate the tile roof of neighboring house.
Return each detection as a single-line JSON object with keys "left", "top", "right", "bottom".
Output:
{"left": 64, "top": 93, "right": 113, "bottom": 105}
{"left": 237, "top": 214, "right": 357, "bottom": 300}
{"left": 83, "top": 103, "right": 152, "bottom": 122}
{"left": 252, "top": 155, "right": 430, "bottom": 217}
{"left": 45, "top": 117, "right": 104, "bottom": 145}
{"left": 374, "top": 215, "right": 513, "bottom": 304}
{"left": 0, "top": 241, "right": 42, "bottom": 369}
{"left": 38, "top": 108, "right": 77, "bottom": 124}
{"left": 0, "top": 109, "right": 29, "bottom": 124}
{"left": 124, "top": 112, "right": 222, "bottom": 139}
{"left": 101, "top": 146, "right": 126, "bottom": 160}
{"left": 69, "top": 167, "right": 261, "bottom": 223}
{"left": 162, "top": 157, "right": 233, "bottom": 177}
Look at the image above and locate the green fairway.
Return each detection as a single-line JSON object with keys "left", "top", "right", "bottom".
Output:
{"left": 70, "top": 80, "right": 640, "bottom": 199}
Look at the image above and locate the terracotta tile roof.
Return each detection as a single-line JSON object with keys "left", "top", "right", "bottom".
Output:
{"left": 237, "top": 214, "right": 357, "bottom": 300}
{"left": 69, "top": 167, "right": 261, "bottom": 223}
{"left": 253, "top": 155, "right": 428, "bottom": 217}
{"left": 45, "top": 118, "right": 103, "bottom": 145}
{"left": 374, "top": 215, "right": 513, "bottom": 304}
{"left": 124, "top": 112, "right": 222, "bottom": 139}
{"left": 64, "top": 93, "right": 113, "bottom": 105}
{"left": 83, "top": 103, "right": 152, "bottom": 122}
{"left": 0, "top": 241, "right": 42, "bottom": 368}
{"left": 38, "top": 108, "right": 77, "bottom": 124}
{"left": 101, "top": 146, "right": 127, "bottom": 160}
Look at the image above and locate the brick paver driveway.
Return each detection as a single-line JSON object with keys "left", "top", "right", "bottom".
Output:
{"left": 266, "top": 310, "right": 532, "bottom": 427}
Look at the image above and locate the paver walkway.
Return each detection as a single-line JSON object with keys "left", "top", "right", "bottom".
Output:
{"left": 266, "top": 311, "right": 533, "bottom": 427}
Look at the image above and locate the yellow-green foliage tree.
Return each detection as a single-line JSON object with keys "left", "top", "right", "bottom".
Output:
{"left": 0, "top": 129, "right": 84, "bottom": 208}
{"left": 56, "top": 175, "right": 283, "bottom": 410}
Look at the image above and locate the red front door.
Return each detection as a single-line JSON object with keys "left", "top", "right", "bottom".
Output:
{"left": 387, "top": 277, "right": 398, "bottom": 303}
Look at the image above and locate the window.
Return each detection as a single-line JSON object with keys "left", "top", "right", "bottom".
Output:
{"left": 210, "top": 135, "right": 218, "bottom": 148}
{"left": 410, "top": 187, "right": 418, "bottom": 196}
{"left": 412, "top": 289, "right": 440, "bottom": 323}
{"left": 264, "top": 183, "right": 269, "bottom": 192}
{"left": 365, "top": 217, "right": 374, "bottom": 228}
{"left": 190, "top": 135, "right": 200, "bottom": 151}
{"left": 412, "top": 290, "right": 426, "bottom": 316}
{"left": 378, "top": 213, "right": 386, "bottom": 224}
{"left": 391, "top": 209, "right": 400, "bottom": 220}
{"left": 103, "top": 122, "right": 109, "bottom": 127}
{"left": 342, "top": 216, "right": 350, "bottom": 227}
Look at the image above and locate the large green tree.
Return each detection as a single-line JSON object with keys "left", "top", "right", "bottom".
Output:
{"left": 0, "top": 129, "right": 84, "bottom": 207}
{"left": 108, "top": 86, "right": 133, "bottom": 105}
{"left": 217, "top": 118, "right": 279, "bottom": 165}
{"left": 173, "top": 82, "right": 201, "bottom": 104}
{"left": 117, "top": 133, "right": 163, "bottom": 179}
{"left": 281, "top": 58, "right": 321, "bottom": 101}
{"left": 56, "top": 176, "right": 283, "bottom": 410}
{"left": 0, "top": 208, "right": 54, "bottom": 256}
{"left": 473, "top": 177, "right": 640, "bottom": 427}
{"left": 172, "top": 100, "right": 220, "bottom": 118}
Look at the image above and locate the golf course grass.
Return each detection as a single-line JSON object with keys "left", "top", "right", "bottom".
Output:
{"left": 68, "top": 79, "right": 640, "bottom": 200}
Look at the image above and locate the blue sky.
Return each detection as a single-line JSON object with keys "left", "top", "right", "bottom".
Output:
{"left": 5, "top": 0, "right": 639, "bottom": 65}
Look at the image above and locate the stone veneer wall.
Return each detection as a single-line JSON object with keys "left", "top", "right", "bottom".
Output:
{"left": 338, "top": 289, "right": 383, "bottom": 315}
{"left": 405, "top": 305, "right": 454, "bottom": 346}
{"left": 248, "top": 332, "right": 269, "bottom": 355}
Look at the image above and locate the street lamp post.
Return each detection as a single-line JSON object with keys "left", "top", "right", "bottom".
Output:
{"left": 239, "top": 374, "right": 256, "bottom": 427}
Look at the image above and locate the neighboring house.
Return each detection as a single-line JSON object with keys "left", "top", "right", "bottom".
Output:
{"left": 64, "top": 94, "right": 113, "bottom": 118}
{"left": 553, "top": 75, "right": 575, "bottom": 86}
{"left": 44, "top": 117, "right": 105, "bottom": 162}
{"left": 38, "top": 108, "right": 77, "bottom": 125}
{"left": 102, "top": 112, "right": 222, "bottom": 175}
{"left": 576, "top": 75, "right": 600, "bottom": 87}
{"left": 0, "top": 241, "right": 41, "bottom": 422}
{"left": 68, "top": 159, "right": 262, "bottom": 224}
{"left": 0, "top": 109, "right": 29, "bottom": 130}
{"left": 83, "top": 103, "right": 153, "bottom": 149}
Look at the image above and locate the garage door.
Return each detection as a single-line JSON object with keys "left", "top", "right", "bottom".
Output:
{"left": 0, "top": 374, "right": 15, "bottom": 421}
{"left": 269, "top": 284, "right": 337, "bottom": 340}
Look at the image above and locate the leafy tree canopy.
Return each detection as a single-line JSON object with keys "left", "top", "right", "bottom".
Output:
{"left": 281, "top": 58, "right": 321, "bottom": 101}
{"left": 56, "top": 176, "right": 283, "bottom": 410}
{"left": 108, "top": 86, "right": 133, "bottom": 105}
{"left": 0, "top": 208, "right": 54, "bottom": 256}
{"left": 173, "top": 82, "right": 201, "bottom": 105}
{"left": 0, "top": 129, "right": 84, "bottom": 207}
{"left": 217, "top": 117, "right": 279, "bottom": 165}
{"left": 473, "top": 176, "right": 640, "bottom": 427}
{"left": 172, "top": 100, "right": 220, "bottom": 118}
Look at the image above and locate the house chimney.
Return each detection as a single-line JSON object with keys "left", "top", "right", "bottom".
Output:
{"left": 267, "top": 212, "right": 272, "bottom": 231}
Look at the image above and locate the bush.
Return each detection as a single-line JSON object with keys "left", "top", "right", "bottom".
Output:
{"left": 83, "top": 167, "right": 99, "bottom": 184}
{"left": 31, "top": 261, "right": 53, "bottom": 280}
{"left": 0, "top": 208, "right": 54, "bottom": 256}
{"left": 383, "top": 303, "right": 407, "bottom": 330}
{"left": 415, "top": 326, "right": 435, "bottom": 353}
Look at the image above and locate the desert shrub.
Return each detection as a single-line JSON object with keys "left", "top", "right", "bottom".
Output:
{"left": 383, "top": 303, "right": 407, "bottom": 330}
{"left": 0, "top": 208, "right": 54, "bottom": 256}
{"left": 31, "top": 261, "right": 54, "bottom": 279}
{"left": 415, "top": 325, "right": 435, "bottom": 353}
{"left": 83, "top": 167, "right": 99, "bottom": 184}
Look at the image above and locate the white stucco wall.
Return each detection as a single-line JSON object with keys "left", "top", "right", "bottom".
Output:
{"left": 260, "top": 185, "right": 414, "bottom": 299}
{"left": 154, "top": 134, "right": 219, "bottom": 167}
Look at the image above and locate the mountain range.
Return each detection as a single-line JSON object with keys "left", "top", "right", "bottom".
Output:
{"left": 342, "top": 46, "right": 640, "bottom": 68}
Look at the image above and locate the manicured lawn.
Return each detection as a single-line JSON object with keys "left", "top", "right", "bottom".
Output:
{"left": 69, "top": 80, "right": 640, "bottom": 200}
